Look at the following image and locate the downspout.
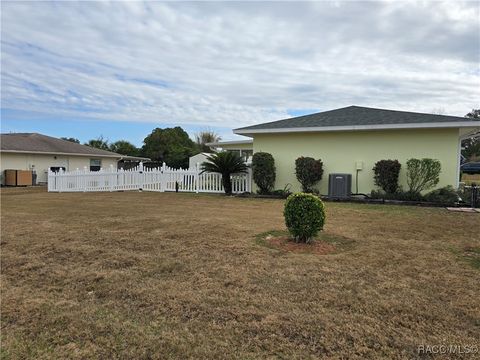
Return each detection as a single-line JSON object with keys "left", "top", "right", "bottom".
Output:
{"left": 456, "top": 130, "right": 462, "bottom": 189}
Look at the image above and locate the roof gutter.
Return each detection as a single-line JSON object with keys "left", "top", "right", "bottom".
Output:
{"left": 205, "top": 140, "right": 253, "bottom": 146}
{"left": 234, "top": 121, "right": 480, "bottom": 136}
{"left": 119, "top": 155, "right": 151, "bottom": 161}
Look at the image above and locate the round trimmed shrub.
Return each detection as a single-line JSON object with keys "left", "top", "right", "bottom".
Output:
{"left": 284, "top": 193, "right": 326, "bottom": 243}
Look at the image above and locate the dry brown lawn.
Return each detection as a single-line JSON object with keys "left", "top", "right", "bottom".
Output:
{"left": 1, "top": 187, "right": 479, "bottom": 359}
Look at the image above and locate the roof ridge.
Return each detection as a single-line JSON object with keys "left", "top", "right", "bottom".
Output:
{"left": 347, "top": 105, "right": 467, "bottom": 119}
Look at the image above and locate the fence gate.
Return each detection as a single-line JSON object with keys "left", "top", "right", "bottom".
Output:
{"left": 48, "top": 162, "right": 252, "bottom": 194}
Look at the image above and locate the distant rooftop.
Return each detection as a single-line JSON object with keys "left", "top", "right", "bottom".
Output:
{"left": 1, "top": 133, "right": 123, "bottom": 157}
{"left": 234, "top": 106, "right": 479, "bottom": 135}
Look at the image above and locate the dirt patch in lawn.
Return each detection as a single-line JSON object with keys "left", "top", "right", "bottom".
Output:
{"left": 258, "top": 230, "right": 353, "bottom": 255}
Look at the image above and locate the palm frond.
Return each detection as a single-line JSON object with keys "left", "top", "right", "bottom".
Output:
{"left": 201, "top": 152, "right": 248, "bottom": 175}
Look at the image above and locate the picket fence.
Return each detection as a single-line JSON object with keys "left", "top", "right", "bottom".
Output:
{"left": 47, "top": 162, "right": 252, "bottom": 194}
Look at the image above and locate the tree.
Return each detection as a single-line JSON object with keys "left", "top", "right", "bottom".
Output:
{"left": 201, "top": 152, "right": 248, "bottom": 195}
{"left": 295, "top": 157, "right": 324, "bottom": 193}
{"left": 462, "top": 109, "right": 480, "bottom": 161}
{"left": 406, "top": 158, "right": 441, "bottom": 194}
{"left": 252, "top": 152, "right": 276, "bottom": 194}
{"left": 141, "top": 127, "right": 197, "bottom": 168}
{"left": 85, "top": 136, "right": 109, "bottom": 151}
{"left": 195, "top": 130, "right": 221, "bottom": 152}
{"left": 109, "top": 140, "right": 139, "bottom": 156}
{"left": 465, "top": 109, "right": 480, "bottom": 119}
{"left": 61, "top": 137, "right": 80, "bottom": 143}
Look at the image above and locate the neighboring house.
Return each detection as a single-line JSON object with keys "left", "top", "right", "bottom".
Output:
{"left": 232, "top": 106, "right": 480, "bottom": 194}
{"left": 189, "top": 152, "right": 211, "bottom": 168}
{"left": 205, "top": 139, "right": 253, "bottom": 163}
{"left": 0, "top": 133, "right": 147, "bottom": 184}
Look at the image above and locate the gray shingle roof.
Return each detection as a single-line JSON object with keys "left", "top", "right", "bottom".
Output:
{"left": 235, "top": 106, "right": 477, "bottom": 132}
{"left": 0, "top": 133, "right": 122, "bottom": 157}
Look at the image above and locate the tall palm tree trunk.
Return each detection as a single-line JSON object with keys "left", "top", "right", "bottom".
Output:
{"left": 222, "top": 174, "right": 232, "bottom": 195}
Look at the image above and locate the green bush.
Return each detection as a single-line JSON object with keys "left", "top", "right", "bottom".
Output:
{"left": 252, "top": 152, "right": 276, "bottom": 194}
{"left": 370, "top": 189, "right": 424, "bottom": 201}
{"left": 270, "top": 184, "right": 292, "bottom": 198}
{"left": 284, "top": 193, "right": 326, "bottom": 243}
{"left": 406, "top": 158, "right": 441, "bottom": 193}
{"left": 373, "top": 160, "right": 401, "bottom": 193}
{"left": 295, "top": 157, "right": 324, "bottom": 193}
{"left": 424, "top": 186, "right": 459, "bottom": 204}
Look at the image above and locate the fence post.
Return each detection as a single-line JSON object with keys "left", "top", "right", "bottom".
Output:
{"left": 195, "top": 163, "right": 200, "bottom": 193}
{"left": 138, "top": 162, "right": 144, "bottom": 191}
{"left": 109, "top": 164, "right": 114, "bottom": 192}
{"left": 47, "top": 169, "right": 53, "bottom": 192}
{"left": 247, "top": 167, "right": 252, "bottom": 193}
{"left": 161, "top": 162, "right": 166, "bottom": 192}
{"left": 58, "top": 168, "right": 63, "bottom": 192}
{"left": 83, "top": 166, "right": 88, "bottom": 192}
{"left": 472, "top": 184, "right": 478, "bottom": 209}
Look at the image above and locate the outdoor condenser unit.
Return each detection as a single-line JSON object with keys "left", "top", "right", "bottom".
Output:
{"left": 328, "top": 173, "right": 352, "bottom": 199}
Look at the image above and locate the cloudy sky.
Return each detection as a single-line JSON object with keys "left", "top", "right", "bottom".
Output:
{"left": 1, "top": 1, "right": 479, "bottom": 145}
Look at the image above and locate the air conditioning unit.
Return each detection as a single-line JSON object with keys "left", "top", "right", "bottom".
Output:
{"left": 328, "top": 173, "right": 352, "bottom": 199}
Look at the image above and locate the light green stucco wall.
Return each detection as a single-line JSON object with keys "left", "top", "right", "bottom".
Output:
{"left": 252, "top": 128, "right": 460, "bottom": 194}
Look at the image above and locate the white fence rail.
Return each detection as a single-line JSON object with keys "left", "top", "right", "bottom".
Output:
{"left": 48, "top": 163, "right": 252, "bottom": 194}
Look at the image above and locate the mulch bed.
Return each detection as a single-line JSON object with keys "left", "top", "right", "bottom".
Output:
{"left": 264, "top": 234, "right": 337, "bottom": 255}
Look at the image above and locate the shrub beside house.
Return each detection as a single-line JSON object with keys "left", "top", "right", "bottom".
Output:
{"left": 232, "top": 106, "right": 480, "bottom": 195}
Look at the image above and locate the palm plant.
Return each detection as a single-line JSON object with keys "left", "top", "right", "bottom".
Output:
{"left": 201, "top": 152, "right": 248, "bottom": 195}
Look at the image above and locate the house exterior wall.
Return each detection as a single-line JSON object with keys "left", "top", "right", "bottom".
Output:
{"left": 252, "top": 128, "right": 460, "bottom": 194}
{"left": 0, "top": 153, "right": 118, "bottom": 184}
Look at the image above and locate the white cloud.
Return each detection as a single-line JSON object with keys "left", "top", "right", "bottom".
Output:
{"left": 1, "top": 0, "right": 479, "bottom": 129}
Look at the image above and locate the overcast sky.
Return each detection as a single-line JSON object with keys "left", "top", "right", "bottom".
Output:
{"left": 1, "top": 1, "right": 479, "bottom": 145}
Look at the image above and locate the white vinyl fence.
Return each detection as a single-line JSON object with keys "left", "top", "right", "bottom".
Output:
{"left": 48, "top": 162, "right": 252, "bottom": 194}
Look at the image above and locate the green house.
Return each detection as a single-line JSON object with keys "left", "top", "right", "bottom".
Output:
{"left": 225, "top": 106, "right": 479, "bottom": 194}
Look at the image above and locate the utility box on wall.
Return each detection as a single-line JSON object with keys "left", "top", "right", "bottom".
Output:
{"left": 328, "top": 173, "right": 352, "bottom": 199}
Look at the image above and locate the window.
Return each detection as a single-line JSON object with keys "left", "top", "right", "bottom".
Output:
{"left": 90, "top": 159, "right": 102, "bottom": 171}
{"left": 241, "top": 150, "right": 253, "bottom": 161}
{"left": 226, "top": 149, "right": 252, "bottom": 162}
{"left": 50, "top": 166, "right": 66, "bottom": 173}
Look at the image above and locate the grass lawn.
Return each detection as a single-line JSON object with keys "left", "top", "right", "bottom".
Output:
{"left": 1, "top": 187, "right": 479, "bottom": 359}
